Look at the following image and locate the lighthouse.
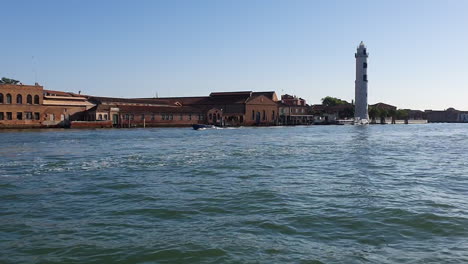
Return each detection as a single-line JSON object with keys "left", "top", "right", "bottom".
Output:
{"left": 354, "top": 41, "right": 369, "bottom": 123}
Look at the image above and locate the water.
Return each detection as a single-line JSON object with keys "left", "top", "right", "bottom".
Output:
{"left": 1, "top": 124, "right": 468, "bottom": 263}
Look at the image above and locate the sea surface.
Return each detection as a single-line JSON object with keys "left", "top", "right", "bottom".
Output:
{"left": 1, "top": 124, "right": 468, "bottom": 264}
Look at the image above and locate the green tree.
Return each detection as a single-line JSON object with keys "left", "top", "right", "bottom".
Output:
{"left": 368, "top": 106, "right": 379, "bottom": 123}
{"left": 396, "top": 109, "right": 409, "bottom": 120}
{"left": 321, "top": 96, "right": 349, "bottom": 107}
{"left": 379, "top": 109, "right": 389, "bottom": 124}
{"left": 0, "top": 77, "right": 20, "bottom": 84}
{"left": 388, "top": 109, "right": 397, "bottom": 124}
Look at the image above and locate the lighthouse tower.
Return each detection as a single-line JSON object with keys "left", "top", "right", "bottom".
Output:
{"left": 354, "top": 41, "right": 369, "bottom": 123}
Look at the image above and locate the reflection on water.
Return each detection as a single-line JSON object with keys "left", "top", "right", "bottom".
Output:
{"left": 1, "top": 124, "right": 468, "bottom": 263}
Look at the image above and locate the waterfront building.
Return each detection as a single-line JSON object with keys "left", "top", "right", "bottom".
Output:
{"left": 152, "top": 91, "right": 279, "bottom": 126}
{"left": 42, "top": 90, "right": 95, "bottom": 127}
{"left": 311, "top": 103, "right": 354, "bottom": 123}
{"left": 0, "top": 83, "right": 286, "bottom": 128}
{"left": 426, "top": 108, "right": 468, "bottom": 123}
{"left": 0, "top": 83, "right": 44, "bottom": 128}
{"left": 85, "top": 96, "right": 203, "bottom": 127}
{"left": 370, "top": 102, "right": 396, "bottom": 112}
{"left": 354, "top": 41, "right": 369, "bottom": 123}
{"left": 278, "top": 94, "right": 313, "bottom": 125}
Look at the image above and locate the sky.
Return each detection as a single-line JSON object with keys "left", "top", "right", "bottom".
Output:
{"left": 1, "top": 0, "right": 467, "bottom": 110}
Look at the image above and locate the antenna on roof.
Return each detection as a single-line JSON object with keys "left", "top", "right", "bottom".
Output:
{"left": 32, "top": 55, "right": 38, "bottom": 84}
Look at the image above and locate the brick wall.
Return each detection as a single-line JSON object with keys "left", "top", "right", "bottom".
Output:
{"left": 0, "top": 84, "right": 44, "bottom": 128}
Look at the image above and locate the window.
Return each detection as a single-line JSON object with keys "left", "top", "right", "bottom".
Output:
{"left": 141, "top": 114, "right": 145, "bottom": 120}
{"left": 130, "top": 114, "right": 134, "bottom": 120}
{"left": 27, "top": 95, "right": 32, "bottom": 104}
{"left": 363, "top": 62, "right": 367, "bottom": 68}
{"left": 363, "top": 74, "right": 368, "bottom": 82}
{"left": 252, "top": 110, "right": 255, "bottom": 120}
{"left": 169, "top": 114, "right": 173, "bottom": 120}
{"left": 272, "top": 110, "right": 275, "bottom": 120}
{"left": 179, "top": 114, "right": 183, "bottom": 120}
{"left": 188, "top": 114, "right": 192, "bottom": 120}
{"left": 104, "top": 114, "right": 108, "bottom": 120}
{"left": 363, "top": 48, "right": 367, "bottom": 54}
{"left": 34, "top": 95, "right": 40, "bottom": 104}
{"left": 161, "top": 114, "right": 166, "bottom": 120}
{"left": 0, "top": 112, "right": 3, "bottom": 120}
{"left": 209, "top": 113, "right": 213, "bottom": 120}
{"left": 151, "top": 114, "right": 155, "bottom": 121}
{"left": 125, "top": 114, "right": 129, "bottom": 120}
{"left": 50, "top": 114, "right": 55, "bottom": 121}
{"left": 17, "top": 112, "right": 23, "bottom": 120}
{"left": 61, "top": 114, "right": 65, "bottom": 121}
{"left": 34, "top": 112, "right": 40, "bottom": 120}
{"left": 7, "top": 112, "right": 12, "bottom": 120}
{"left": 262, "top": 110, "right": 266, "bottom": 121}
{"left": 25, "top": 112, "right": 33, "bottom": 120}
{"left": 6, "top": 94, "right": 12, "bottom": 104}
{"left": 98, "top": 114, "right": 103, "bottom": 120}
{"left": 0, "top": 93, "right": 3, "bottom": 103}
{"left": 16, "top": 94, "right": 22, "bottom": 104}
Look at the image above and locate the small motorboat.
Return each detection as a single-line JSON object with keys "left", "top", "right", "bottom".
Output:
{"left": 192, "top": 124, "right": 218, "bottom": 130}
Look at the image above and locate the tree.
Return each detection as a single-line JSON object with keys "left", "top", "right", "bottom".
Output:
{"left": 0, "top": 77, "right": 20, "bottom": 84}
{"left": 379, "top": 109, "right": 388, "bottom": 124}
{"left": 396, "top": 109, "right": 409, "bottom": 120}
{"left": 388, "top": 109, "right": 397, "bottom": 124}
{"left": 368, "top": 106, "right": 379, "bottom": 123}
{"left": 321, "top": 96, "right": 349, "bottom": 107}
{"left": 339, "top": 106, "right": 354, "bottom": 119}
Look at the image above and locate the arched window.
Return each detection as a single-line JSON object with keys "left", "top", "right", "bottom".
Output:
{"left": 252, "top": 110, "right": 255, "bottom": 120}
{"left": 104, "top": 114, "right": 108, "bottom": 120}
{"left": 16, "top": 94, "right": 22, "bottom": 104}
{"left": 98, "top": 114, "right": 103, "bottom": 120}
{"left": 209, "top": 113, "right": 213, "bottom": 120}
{"left": 263, "top": 110, "right": 266, "bottom": 121}
{"left": 272, "top": 110, "right": 275, "bottom": 120}
{"left": 34, "top": 95, "right": 40, "bottom": 104}
{"left": 6, "top": 94, "right": 12, "bottom": 104}
{"left": 0, "top": 93, "right": 3, "bottom": 104}
{"left": 27, "top": 94, "right": 32, "bottom": 104}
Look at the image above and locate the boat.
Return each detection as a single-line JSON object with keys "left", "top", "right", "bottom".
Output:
{"left": 353, "top": 118, "right": 369, "bottom": 125}
{"left": 192, "top": 124, "right": 218, "bottom": 130}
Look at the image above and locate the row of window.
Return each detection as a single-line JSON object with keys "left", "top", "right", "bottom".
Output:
{"left": 97, "top": 114, "right": 109, "bottom": 120}
{"left": 251, "top": 110, "right": 276, "bottom": 121}
{"left": 0, "top": 112, "right": 40, "bottom": 121}
{"left": 280, "top": 108, "right": 307, "bottom": 114}
{"left": 209, "top": 113, "right": 221, "bottom": 121}
{"left": 0, "top": 93, "right": 40, "bottom": 105}
{"left": 122, "top": 113, "right": 205, "bottom": 121}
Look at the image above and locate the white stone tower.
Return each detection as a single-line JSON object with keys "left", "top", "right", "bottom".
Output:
{"left": 354, "top": 41, "right": 369, "bottom": 122}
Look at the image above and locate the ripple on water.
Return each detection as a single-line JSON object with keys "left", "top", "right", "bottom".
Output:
{"left": 1, "top": 125, "right": 468, "bottom": 263}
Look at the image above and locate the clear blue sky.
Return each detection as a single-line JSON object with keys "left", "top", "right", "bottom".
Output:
{"left": 2, "top": 0, "right": 467, "bottom": 110}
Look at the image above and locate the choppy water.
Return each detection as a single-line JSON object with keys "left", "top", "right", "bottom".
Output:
{"left": 1, "top": 124, "right": 468, "bottom": 263}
